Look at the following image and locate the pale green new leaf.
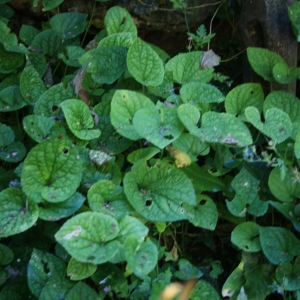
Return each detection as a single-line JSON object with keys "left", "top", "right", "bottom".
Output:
{"left": 177, "top": 103, "right": 200, "bottom": 136}
{"left": 20, "top": 61, "right": 46, "bottom": 105}
{"left": 50, "top": 12, "right": 87, "bottom": 39}
{"left": 259, "top": 226, "right": 300, "bottom": 264}
{"left": 245, "top": 107, "right": 292, "bottom": 143}
{"left": 110, "top": 90, "right": 155, "bottom": 140}
{"left": 288, "top": 1, "right": 300, "bottom": 41}
{"left": 231, "top": 221, "right": 261, "bottom": 252}
{"left": 225, "top": 83, "right": 264, "bottom": 120}
{"left": 67, "top": 258, "right": 97, "bottom": 281}
{"left": 60, "top": 99, "right": 101, "bottom": 140}
{"left": 247, "top": 47, "right": 285, "bottom": 81}
{"left": 180, "top": 82, "right": 225, "bottom": 104}
{"left": 127, "top": 147, "right": 160, "bottom": 164}
{"left": 123, "top": 159, "right": 196, "bottom": 221}
{"left": 104, "top": 6, "right": 137, "bottom": 37}
{"left": 55, "top": 212, "right": 120, "bottom": 264}
{"left": 0, "top": 188, "right": 38, "bottom": 237}
{"left": 127, "top": 38, "right": 164, "bottom": 86}
{"left": 273, "top": 61, "right": 300, "bottom": 84}
{"left": 200, "top": 112, "right": 253, "bottom": 147}
{"left": 21, "top": 136, "right": 83, "bottom": 202}
{"left": 133, "top": 106, "right": 184, "bottom": 149}
{"left": 42, "top": 0, "right": 64, "bottom": 11}
{"left": 124, "top": 237, "right": 158, "bottom": 278}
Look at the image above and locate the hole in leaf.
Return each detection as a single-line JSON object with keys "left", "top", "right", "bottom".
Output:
{"left": 41, "top": 259, "right": 50, "bottom": 274}
{"left": 245, "top": 203, "right": 250, "bottom": 208}
{"left": 63, "top": 148, "right": 69, "bottom": 154}
{"left": 122, "top": 94, "right": 126, "bottom": 99}
{"left": 244, "top": 245, "right": 249, "bottom": 250}
{"left": 45, "top": 181, "right": 51, "bottom": 186}
{"left": 199, "top": 199, "right": 206, "bottom": 205}
{"left": 164, "top": 134, "right": 174, "bottom": 140}
{"left": 145, "top": 199, "right": 152, "bottom": 206}
{"left": 250, "top": 90, "right": 254, "bottom": 94}
{"left": 51, "top": 105, "right": 59, "bottom": 113}
{"left": 87, "top": 255, "right": 96, "bottom": 261}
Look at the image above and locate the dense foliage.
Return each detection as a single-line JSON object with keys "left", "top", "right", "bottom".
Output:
{"left": 1, "top": 0, "right": 300, "bottom": 299}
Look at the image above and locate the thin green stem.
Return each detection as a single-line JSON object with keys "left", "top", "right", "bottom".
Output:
{"left": 81, "top": 1, "right": 97, "bottom": 47}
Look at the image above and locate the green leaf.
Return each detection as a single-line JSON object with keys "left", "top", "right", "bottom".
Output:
{"left": 0, "top": 141, "right": 26, "bottom": 163}
{"left": 28, "top": 248, "right": 67, "bottom": 298}
{"left": 23, "top": 115, "right": 55, "bottom": 143}
{"left": 0, "top": 122, "right": 14, "bottom": 147}
{"left": 127, "top": 147, "right": 160, "bottom": 164}
{"left": 31, "top": 29, "right": 62, "bottom": 57}
{"left": 42, "top": 0, "right": 64, "bottom": 11}
{"left": 124, "top": 237, "right": 158, "bottom": 278}
{"left": 268, "top": 167, "right": 300, "bottom": 202}
{"left": 123, "top": 159, "right": 196, "bottom": 221}
{"left": 173, "top": 133, "right": 209, "bottom": 161}
{"left": 127, "top": 38, "right": 164, "bottom": 86}
{"left": 177, "top": 103, "right": 200, "bottom": 136}
{"left": 20, "top": 61, "right": 46, "bottom": 105}
{"left": 245, "top": 107, "right": 292, "bottom": 143}
{"left": 58, "top": 46, "right": 85, "bottom": 67}
{"left": 110, "top": 90, "right": 155, "bottom": 140}
{"left": 184, "top": 194, "right": 218, "bottom": 230}
{"left": 247, "top": 47, "right": 285, "bottom": 81}
{"left": 0, "top": 269, "right": 8, "bottom": 285}
{"left": 34, "top": 83, "right": 74, "bottom": 118}
{"left": 21, "top": 136, "right": 82, "bottom": 202}
{"left": 273, "top": 62, "right": 300, "bottom": 84}
{"left": 180, "top": 82, "right": 225, "bottom": 104}
{"left": 87, "top": 180, "right": 134, "bottom": 220}
{"left": 65, "top": 282, "right": 100, "bottom": 300}
{"left": 174, "top": 258, "right": 202, "bottom": 280}
{"left": 39, "top": 192, "right": 86, "bottom": 221}
{"left": 226, "top": 168, "right": 268, "bottom": 217}
{"left": 0, "top": 243, "right": 14, "bottom": 265}
{"left": 50, "top": 12, "right": 87, "bottom": 39}
{"left": 55, "top": 212, "right": 120, "bottom": 264}
{"left": 270, "top": 201, "right": 300, "bottom": 232}
{"left": 259, "top": 226, "right": 300, "bottom": 264}
{"left": 263, "top": 91, "right": 300, "bottom": 123}
{"left": 28, "top": 52, "right": 47, "bottom": 77}
{"left": 165, "top": 51, "right": 215, "bottom": 84}
{"left": 190, "top": 280, "right": 220, "bottom": 300}
{"left": 0, "top": 45, "right": 24, "bottom": 73}
{"left": 98, "top": 32, "right": 135, "bottom": 48}
{"left": 0, "top": 281, "right": 33, "bottom": 299}
{"left": 182, "top": 163, "right": 226, "bottom": 193}
{"left": 104, "top": 6, "right": 137, "bottom": 37}
{"left": 200, "top": 112, "right": 253, "bottom": 147}
{"left": 225, "top": 83, "right": 264, "bottom": 120}
{"left": 275, "top": 263, "right": 300, "bottom": 291}
{"left": 60, "top": 99, "right": 101, "bottom": 140}
{"left": 79, "top": 46, "right": 127, "bottom": 84}
{"left": 288, "top": 1, "right": 300, "bottom": 42}
{"left": 222, "top": 261, "right": 245, "bottom": 298}
{"left": 133, "top": 106, "right": 184, "bottom": 149}
{"left": 39, "top": 279, "right": 74, "bottom": 300}
{"left": 67, "top": 258, "right": 97, "bottom": 281}
{"left": 231, "top": 221, "right": 261, "bottom": 252}
{"left": 19, "top": 24, "right": 40, "bottom": 45}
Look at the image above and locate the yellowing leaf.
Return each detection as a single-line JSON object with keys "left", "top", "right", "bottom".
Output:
{"left": 167, "top": 146, "right": 192, "bottom": 168}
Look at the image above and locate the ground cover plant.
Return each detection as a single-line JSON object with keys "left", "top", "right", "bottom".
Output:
{"left": 1, "top": 0, "right": 300, "bottom": 299}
